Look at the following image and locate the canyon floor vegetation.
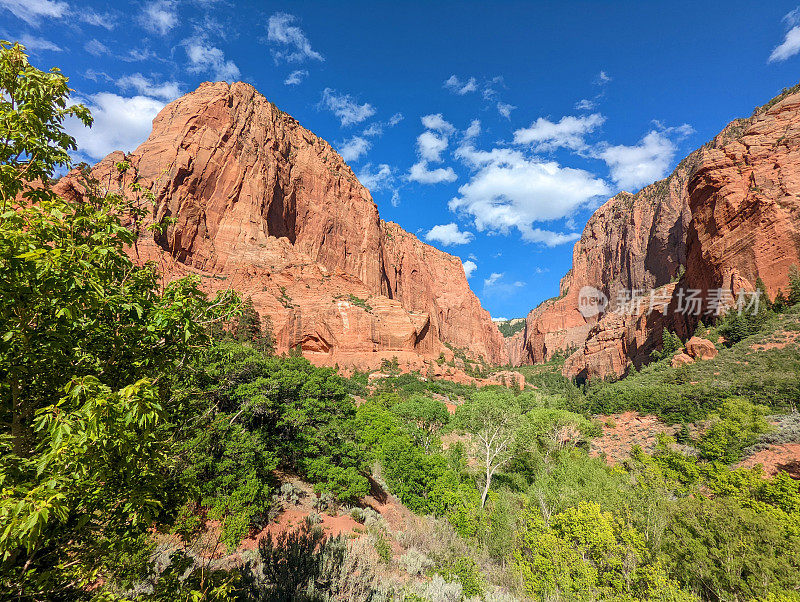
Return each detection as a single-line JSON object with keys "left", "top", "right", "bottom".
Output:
{"left": 2, "top": 43, "right": 800, "bottom": 602}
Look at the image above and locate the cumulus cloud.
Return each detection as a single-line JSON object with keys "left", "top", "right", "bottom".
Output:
{"left": 421, "top": 113, "right": 455, "bottom": 134}
{"left": 463, "top": 119, "right": 481, "bottom": 140}
{"left": 408, "top": 162, "right": 457, "bottom": 184}
{"left": 65, "top": 93, "right": 164, "bottom": 160}
{"left": 357, "top": 163, "right": 399, "bottom": 205}
{"left": 358, "top": 163, "right": 393, "bottom": 190}
{"left": 450, "top": 141, "right": 609, "bottom": 245}
{"left": 596, "top": 129, "right": 682, "bottom": 190}
{"left": 497, "top": 102, "right": 516, "bottom": 119}
{"left": 596, "top": 70, "right": 612, "bottom": 84}
{"left": 407, "top": 113, "right": 459, "bottom": 184}
{"left": 444, "top": 74, "right": 478, "bottom": 95}
{"left": 284, "top": 69, "right": 308, "bottom": 85}
{"left": 19, "top": 34, "right": 61, "bottom": 52}
{"left": 483, "top": 272, "right": 524, "bottom": 295}
{"left": 267, "top": 12, "right": 323, "bottom": 63}
{"left": 116, "top": 73, "right": 181, "bottom": 101}
{"left": 320, "top": 88, "right": 376, "bottom": 127}
{"left": 462, "top": 259, "right": 477, "bottom": 278}
{"left": 575, "top": 98, "right": 595, "bottom": 110}
{"left": 513, "top": 113, "right": 605, "bottom": 151}
{"left": 0, "top": 0, "right": 67, "bottom": 26}
{"left": 388, "top": 112, "right": 404, "bottom": 126}
{"left": 362, "top": 123, "right": 383, "bottom": 137}
{"left": 417, "top": 130, "right": 448, "bottom": 162}
{"left": 338, "top": 136, "right": 370, "bottom": 162}
{"left": 185, "top": 36, "right": 240, "bottom": 81}
{"left": 769, "top": 8, "right": 800, "bottom": 62}
{"left": 140, "top": 0, "right": 177, "bottom": 35}
{"left": 425, "top": 223, "right": 474, "bottom": 246}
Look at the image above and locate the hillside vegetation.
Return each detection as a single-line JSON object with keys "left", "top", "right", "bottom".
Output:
{"left": 2, "top": 42, "right": 800, "bottom": 602}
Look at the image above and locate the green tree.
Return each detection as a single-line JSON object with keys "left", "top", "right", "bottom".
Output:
{"left": 515, "top": 501, "right": 695, "bottom": 601}
{"left": 0, "top": 41, "right": 237, "bottom": 597}
{"left": 454, "top": 390, "right": 521, "bottom": 507}
{"left": 697, "top": 397, "right": 771, "bottom": 464}
{"left": 663, "top": 496, "right": 800, "bottom": 601}
{"left": 391, "top": 394, "right": 450, "bottom": 452}
{"left": 789, "top": 264, "right": 800, "bottom": 306}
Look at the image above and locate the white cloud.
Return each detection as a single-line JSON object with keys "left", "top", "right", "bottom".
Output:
{"left": 425, "top": 223, "right": 474, "bottom": 246}
{"left": 491, "top": 316, "right": 508, "bottom": 322}
{"left": 338, "top": 136, "right": 370, "bottom": 162}
{"left": 463, "top": 119, "right": 481, "bottom": 140}
{"left": 462, "top": 259, "right": 477, "bottom": 278}
{"left": 267, "top": 12, "right": 323, "bottom": 63}
{"left": 421, "top": 113, "right": 455, "bottom": 134}
{"left": 444, "top": 74, "right": 478, "bottom": 95}
{"left": 408, "top": 161, "right": 457, "bottom": 185}
{"left": 185, "top": 36, "right": 240, "bottom": 81}
{"left": 65, "top": 93, "right": 164, "bottom": 160}
{"left": 362, "top": 123, "right": 383, "bottom": 137}
{"left": 358, "top": 163, "right": 393, "bottom": 190}
{"left": 82, "top": 8, "right": 114, "bottom": 29}
{"left": 358, "top": 163, "right": 399, "bottom": 206}
{"left": 84, "top": 39, "right": 110, "bottom": 56}
{"left": 117, "top": 73, "right": 182, "bottom": 101}
{"left": 575, "top": 98, "right": 595, "bottom": 110}
{"left": 497, "top": 102, "right": 516, "bottom": 119}
{"left": 388, "top": 112, "right": 404, "bottom": 126}
{"left": 596, "top": 130, "right": 678, "bottom": 190}
{"left": 416, "top": 130, "right": 448, "bottom": 162}
{"left": 450, "top": 141, "right": 609, "bottom": 245}
{"left": 320, "top": 88, "right": 376, "bottom": 127}
{"left": 770, "top": 27, "right": 800, "bottom": 62}
{"left": 140, "top": 0, "right": 176, "bottom": 35}
{"left": 19, "top": 34, "right": 61, "bottom": 52}
{"left": 483, "top": 272, "right": 525, "bottom": 295}
{"left": 0, "top": 0, "right": 67, "bottom": 26}
{"left": 513, "top": 113, "right": 605, "bottom": 151}
{"left": 596, "top": 70, "right": 612, "bottom": 84}
{"left": 484, "top": 272, "right": 503, "bottom": 287}
{"left": 284, "top": 69, "right": 308, "bottom": 85}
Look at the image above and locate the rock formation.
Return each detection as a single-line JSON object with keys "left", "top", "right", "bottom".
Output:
{"left": 515, "top": 84, "right": 800, "bottom": 379}
{"left": 56, "top": 82, "right": 507, "bottom": 370}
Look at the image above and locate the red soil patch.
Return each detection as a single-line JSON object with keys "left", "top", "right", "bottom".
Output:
{"left": 739, "top": 443, "right": 800, "bottom": 479}
{"left": 590, "top": 412, "right": 680, "bottom": 465}
{"left": 751, "top": 331, "right": 800, "bottom": 351}
{"left": 238, "top": 509, "right": 362, "bottom": 551}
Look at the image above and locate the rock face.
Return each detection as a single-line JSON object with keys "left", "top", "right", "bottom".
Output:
{"left": 56, "top": 82, "right": 507, "bottom": 370}
{"left": 685, "top": 337, "right": 718, "bottom": 361}
{"left": 515, "top": 84, "right": 800, "bottom": 379}
{"left": 677, "top": 90, "right": 800, "bottom": 330}
{"left": 514, "top": 151, "right": 696, "bottom": 367}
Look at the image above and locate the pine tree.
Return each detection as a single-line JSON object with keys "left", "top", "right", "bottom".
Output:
{"left": 788, "top": 265, "right": 800, "bottom": 306}
{"left": 755, "top": 276, "right": 771, "bottom": 310}
{"left": 774, "top": 289, "right": 787, "bottom": 312}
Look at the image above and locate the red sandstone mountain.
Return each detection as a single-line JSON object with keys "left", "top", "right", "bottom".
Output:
{"left": 512, "top": 85, "right": 800, "bottom": 379}
{"left": 56, "top": 82, "right": 507, "bottom": 370}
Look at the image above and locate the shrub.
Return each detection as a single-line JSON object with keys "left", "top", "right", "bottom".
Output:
{"left": 400, "top": 548, "right": 434, "bottom": 576}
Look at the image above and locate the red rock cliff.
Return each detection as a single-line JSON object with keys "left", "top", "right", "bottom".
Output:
{"left": 515, "top": 84, "right": 800, "bottom": 379}
{"left": 57, "top": 82, "right": 507, "bottom": 369}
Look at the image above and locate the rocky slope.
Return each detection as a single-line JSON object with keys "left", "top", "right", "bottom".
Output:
{"left": 56, "top": 82, "right": 507, "bottom": 370}
{"left": 513, "top": 84, "right": 800, "bottom": 379}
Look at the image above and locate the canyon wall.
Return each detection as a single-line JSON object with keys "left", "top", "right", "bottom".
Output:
{"left": 513, "top": 85, "right": 800, "bottom": 379}
{"left": 56, "top": 82, "right": 507, "bottom": 370}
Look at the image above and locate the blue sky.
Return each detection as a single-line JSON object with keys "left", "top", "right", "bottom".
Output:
{"left": 4, "top": 1, "right": 800, "bottom": 319}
